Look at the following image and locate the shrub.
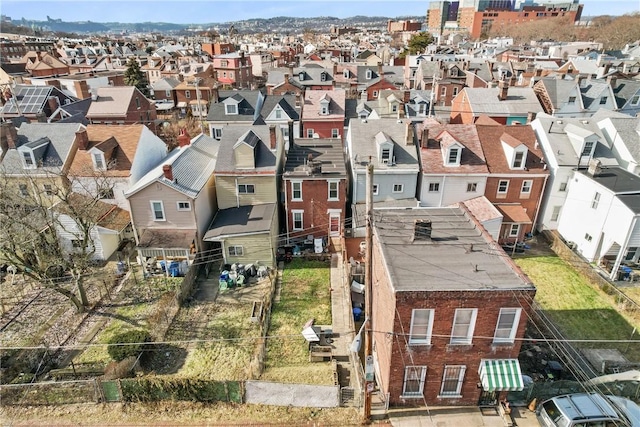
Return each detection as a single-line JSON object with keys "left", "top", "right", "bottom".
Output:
{"left": 107, "top": 329, "right": 151, "bottom": 362}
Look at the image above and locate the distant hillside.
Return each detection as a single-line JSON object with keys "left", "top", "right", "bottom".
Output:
{"left": 9, "top": 15, "right": 425, "bottom": 35}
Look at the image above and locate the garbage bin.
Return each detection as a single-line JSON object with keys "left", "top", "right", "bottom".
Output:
{"left": 353, "top": 307, "right": 363, "bottom": 321}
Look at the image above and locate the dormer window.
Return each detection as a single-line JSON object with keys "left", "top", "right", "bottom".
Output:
{"left": 21, "top": 151, "right": 35, "bottom": 169}
{"left": 320, "top": 72, "right": 326, "bottom": 82}
{"left": 299, "top": 71, "right": 304, "bottom": 81}
{"left": 343, "top": 69, "right": 349, "bottom": 78}
{"left": 581, "top": 140, "right": 595, "bottom": 157}
{"left": 513, "top": 151, "right": 524, "bottom": 168}
{"left": 381, "top": 148, "right": 391, "bottom": 163}
{"left": 93, "top": 152, "right": 106, "bottom": 170}
{"left": 225, "top": 103, "right": 238, "bottom": 115}
{"left": 447, "top": 147, "right": 460, "bottom": 165}
{"left": 366, "top": 69, "right": 372, "bottom": 79}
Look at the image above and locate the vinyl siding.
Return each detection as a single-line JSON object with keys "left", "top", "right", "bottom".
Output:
{"left": 128, "top": 182, "right": 196, "bottom": 230}
{"left": 353, "top": 170, "right": 418, "bottom": 203}
{"left": 56, "top": 213, "right": 105, "bottom": 260}
{"left": 216, "top": 175, "right": 277, "bottom": 210}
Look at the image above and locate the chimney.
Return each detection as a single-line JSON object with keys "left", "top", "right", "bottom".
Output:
{"left": 295, "top": 92, "right": 301, "bottom": 107}
{"left": 177, "top": 128, "right": 191, "bottom": 147}
{"left": 288, "top": 120, "right": 294, "bottom": 147}
{"left": 178, "top": 74, "right": 184, "bottom": 82}
{"left": 421, "top": 127, "right": 429, "bottom": 149}
{"left": 284, "top": 73, "right": 289, "bottom": 82}
{"left": 74, "top": 80, "right": 90, "bottom": 99}
{"left": 162, "top": 164, "right": 174, "bottom": 181}
{"left": 405, "top": 121, "right": 414, "bottom": 145}
{"left": 403, "top": 90, "right": 410, "bottom": 104}
{"left": 47, "top": 96, "right": 59, "bottom": 113}
{"left": 269, "top": 125, "right": 277, "bottom": 150}
{"left": 607, "top": 75, "right": 617, "bottom": 89}
{"left": 535, "top": 68, "right": 543, "bottom": 77}
{"left": 333, "top": 62, "right": 338, "bottom": 76}
{"left": 413, "top": 219, "right": 432, "bottom": 240}
{"left": 45, "top": 79, "right": 60, "bottom": 89}
{"left": 527, "top": 111, "right": 536, "bottom": 124}
{"left": 289, "top": 63, "right": 294, "bottom": 77}
{"left": 211, "top": 84, "right": 219, "bottom": 103}
{"left": 0, "top": 121, "right": 19, "bottom": 150}
{"left": 377, "top": 61, "right": 383, "bottom": 77}
{"left": 587, "top": 158, "right": 602, "bottom": 176}
{"left": 75, "top": 128, "right": 89, "bottom": 150}
{"left": 498, "top": 80, "right": 509, "bottom": 101}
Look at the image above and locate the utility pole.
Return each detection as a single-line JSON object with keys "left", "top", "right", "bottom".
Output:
{"left": 364, "top": 162, "right": 374, "bottom": 421}
{"left": 194, "top": 78, "right": 205, "bottom": 134}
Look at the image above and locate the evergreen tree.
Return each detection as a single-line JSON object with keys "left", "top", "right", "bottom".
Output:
{"left": 124, "top": 57, "right": 150, "bottom": 97}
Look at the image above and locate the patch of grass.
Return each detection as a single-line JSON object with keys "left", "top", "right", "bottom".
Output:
{"left": 263, "top": 259, "right": 332, "bottom": 383}
{"left": 515, "top": 256, "right": 640, "bottom": 360}
{"left": 174, "top": 302, "right": 262, "bottom": 380}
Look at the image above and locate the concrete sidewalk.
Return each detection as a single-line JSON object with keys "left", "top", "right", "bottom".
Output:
{"left": 387, "top": 405, "right": 540, "bottom": 427}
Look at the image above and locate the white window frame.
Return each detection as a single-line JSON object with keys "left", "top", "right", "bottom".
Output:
{"left": 513, "top": 151, "right": 525, "bottom": 169}
{"left": 165, "top": 89, "right": 171, "bottom": 98}
{"left": 441, "top": 86, "right": 446, "bottom": 96}
{"left": 93, "top": 152, "right": 106, "bottom": 170}
{"left": 21, "top": 151, "right": 36, "bottom": 169}
{"left": 291, "top": 181, "right": 302, "bottom": 201}
{"left": 177, "top": 201, "right": 191, "bottom": 211}
{"left": 392, "top": 184, "right": 404, "bottom": 193}
{"left": 497, "top": 180, "right": 509, "bottom": 195}
{"left": 551, "top": 206, "right": 561, "bottom": 221}
{"left": 225, "top": 103, "right": 238, "bottom": 115}
{"left": 521, "top": 180, "right": 532, "bottom": 194}
{"left": 631, "top": 95, "right": 640, "bottom": 105}
{"left": 450, "top": 308, "right": 477, "bottom": 345}
{"left": 559, "top": 181, "right": 567, "bottom": 192}
{"left": 409, "top": 309, "right": 434, "bottom": 345}
{"left": 402, "top": 366, "right": 427, "bottom": 398}
{"left": 43, "top": 184, "right": 54, "bottom": 196}
{"left": 372, "top": 184, "right": 379, "bottom": 195}
{"left": 372, "top": 90, "right": 378, "bottom": 98}
{"left": 428, "top": 182, "right": 440, "bottom": 192}
{"left": 150, "top": 200, "right": 166, "bottom": 221}
{"left": 238, "top": 184, "right": 255, "bottom": 194}
{"left": 591, "top": 192, "right": 600, "bottom": 209}
{"left": 185, "top": 90, "right": 191, "bottom": 99}
{"left": 328, "top": 180, "right": 339, "bottom": 201}
{"left": 509, "top": 223, "right": 520, "bottom": 237}
{"left": 228, "top": 245, "right": 244, "bottom": 256}
{"left": 452, "top": 87, "right": 459, "bottom": 96}
{"left": 447, "top": 147, "right": 460, "bottom": 165}
{"left": 292, "top": 210, "right": 304, "bottom": 230}
{"left": 213, "top": 127, "right": 223, "bottom": 139}
{"left": 331, "top": 128, "right": 339, "bottom": 138}
{"left": 307, "top": 128, "right": 314, "bottom": 138}
{"left": 439, "top": 365, "right": 466, "bottom": 397}
{"left": 493, "top": 308, "right": 521, "bottom": 344}
{"left": 466, "top": 182, "right": 477, "bottom": 192}
{"left": 18, "top": 183, "right": 29, "bottom": 197}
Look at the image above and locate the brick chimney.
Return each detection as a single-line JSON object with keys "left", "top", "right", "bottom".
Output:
{"left": 498, "top": 80, "right": 509, "bottom": 101}
{"left": 269, "top": 125, "right": 277, "bottom": 150}
{"left": 333, "top": 62, "right": 338, "bottom": 76}
{"left": 289, "top": 63, "right": 295, "bottom": 78}
{"left": 403, "top": 90, "right": 411, "bottom": 104}
{"left": 177, "top": 128, "right": 191, "bottom": 147}
{"left": 162, "top": 164, "right": 174, "bottom": 181}
{"left": 47, "top": 96, "right": 59, "bottom": 113}
{"left": 607, "top": 75, "right": 617, "bottom": 89}
{"left": 0, "top": 121, "right": 19, "bottom": 151}
{"left": 74, "top": 80, "right": 91, "bottom": 99}
{"left": 45, "top": 79, "right": 60, "bottom": 89}
{"left": 75, "top": 128, "right": 89, "bottom": 150}
{"left": 421, "top": 127, "right": 429, "bottom": 149}
{"left": 405, "top": 121, "right": 414, "bottom": 145}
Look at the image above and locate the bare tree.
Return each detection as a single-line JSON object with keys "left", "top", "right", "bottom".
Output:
{"left": 0, "top": 168, "right": 116, "bottom": 313}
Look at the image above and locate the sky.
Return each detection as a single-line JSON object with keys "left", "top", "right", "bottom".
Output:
{"left": 1, "top": 0, "right": 638, "bottom": 24}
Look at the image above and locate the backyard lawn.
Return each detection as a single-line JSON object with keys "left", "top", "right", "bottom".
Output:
{"left": 515, "top": 255, "right": 640, "bottom": 361}
{"left": 261, "top": 259, "right": 334, "bottom": 385}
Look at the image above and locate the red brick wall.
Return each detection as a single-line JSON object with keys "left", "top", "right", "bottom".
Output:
{"left": 371, "top": 234, "right": 536, "bottom": 406}
{"left": 285, "top": 178, "right": 346, "bottom": 239}
{"left": 301, "top": 120, "right": 343, "bottom": 139}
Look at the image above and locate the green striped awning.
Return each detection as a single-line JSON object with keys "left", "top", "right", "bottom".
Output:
{"left": 479, "top": 359, "right": 524, "bottom": 392}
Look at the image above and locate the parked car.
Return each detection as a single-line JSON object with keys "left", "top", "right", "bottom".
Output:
{"left": 536, "top": 392, "right": 640, "bottom": 427}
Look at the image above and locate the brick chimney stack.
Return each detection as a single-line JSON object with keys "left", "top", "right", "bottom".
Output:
{"left": 75, "top": 127, "right": 89, "bottom": 150}
{"left": 0, "top": 121, "right": 19, "bottom": 151}
{"left": 162, "top": 164, "right": 174, "bottom": 181}
{"left": 177, "top": 128, "right": 191, "bottom": 147}
{"left": 74, "top": 80, "right": 91, "bottom": 99}
{"left": 498, "top": 80, "right": 509, "bottom": 101}
{"left": 405, "top": 120, "right": 414, "bottom": 145}
{"left": 269, "top": 125, "right": 277, "bottom": 150}
{"left": 421, "top": 127, "right": 429, "bottom": 149}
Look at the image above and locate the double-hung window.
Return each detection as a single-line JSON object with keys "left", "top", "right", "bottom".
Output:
{"left": 292, "top": 210, "right": 303, "bottom": 230}
{"left": 291, "top": 181, "right": 302, "bottom": 201}
{"left": 493, "top": 308, "right": 521, "bottom": 344}
{"left": 409, "top": 309, "right": 434, "bottom": 345}
{"left": 402, "top": 366, "right": 427, "bottom": 397}
{"left": 450, "top": 308, "right": 477, "bottom": 345}
{"left": 440, "top": 366, "right": 466, "bottom": 397}
{"left": 151, "top": 201, "right": 165, "bottom": 221}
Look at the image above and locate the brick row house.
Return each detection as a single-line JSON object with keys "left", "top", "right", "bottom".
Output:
{"left": 282, "top": 138, "right": 347, "bottom": 243}
{"left": 369, "top": 207, "right": 535, "bottom": 407}
{"left": 212, "top": 52, "right": 253, "bottom": 89}
{"left": 86, "top": 86, "right": 158, "bottom": 134}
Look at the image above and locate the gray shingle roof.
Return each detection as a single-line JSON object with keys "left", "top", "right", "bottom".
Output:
{"left": 204, "top": 203, "right": 276, "bottom": 240}
{"left": 462, "top": 86, "right": 542, "bottom": 117}
{"left": 0, "top": 122, "right": 82, "bottom": 175}
{"left": 348, "top": 118, "right": 419, "bottom": 171}
{"left": 214, "top": 125, "right": 276, "bottom": 174}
